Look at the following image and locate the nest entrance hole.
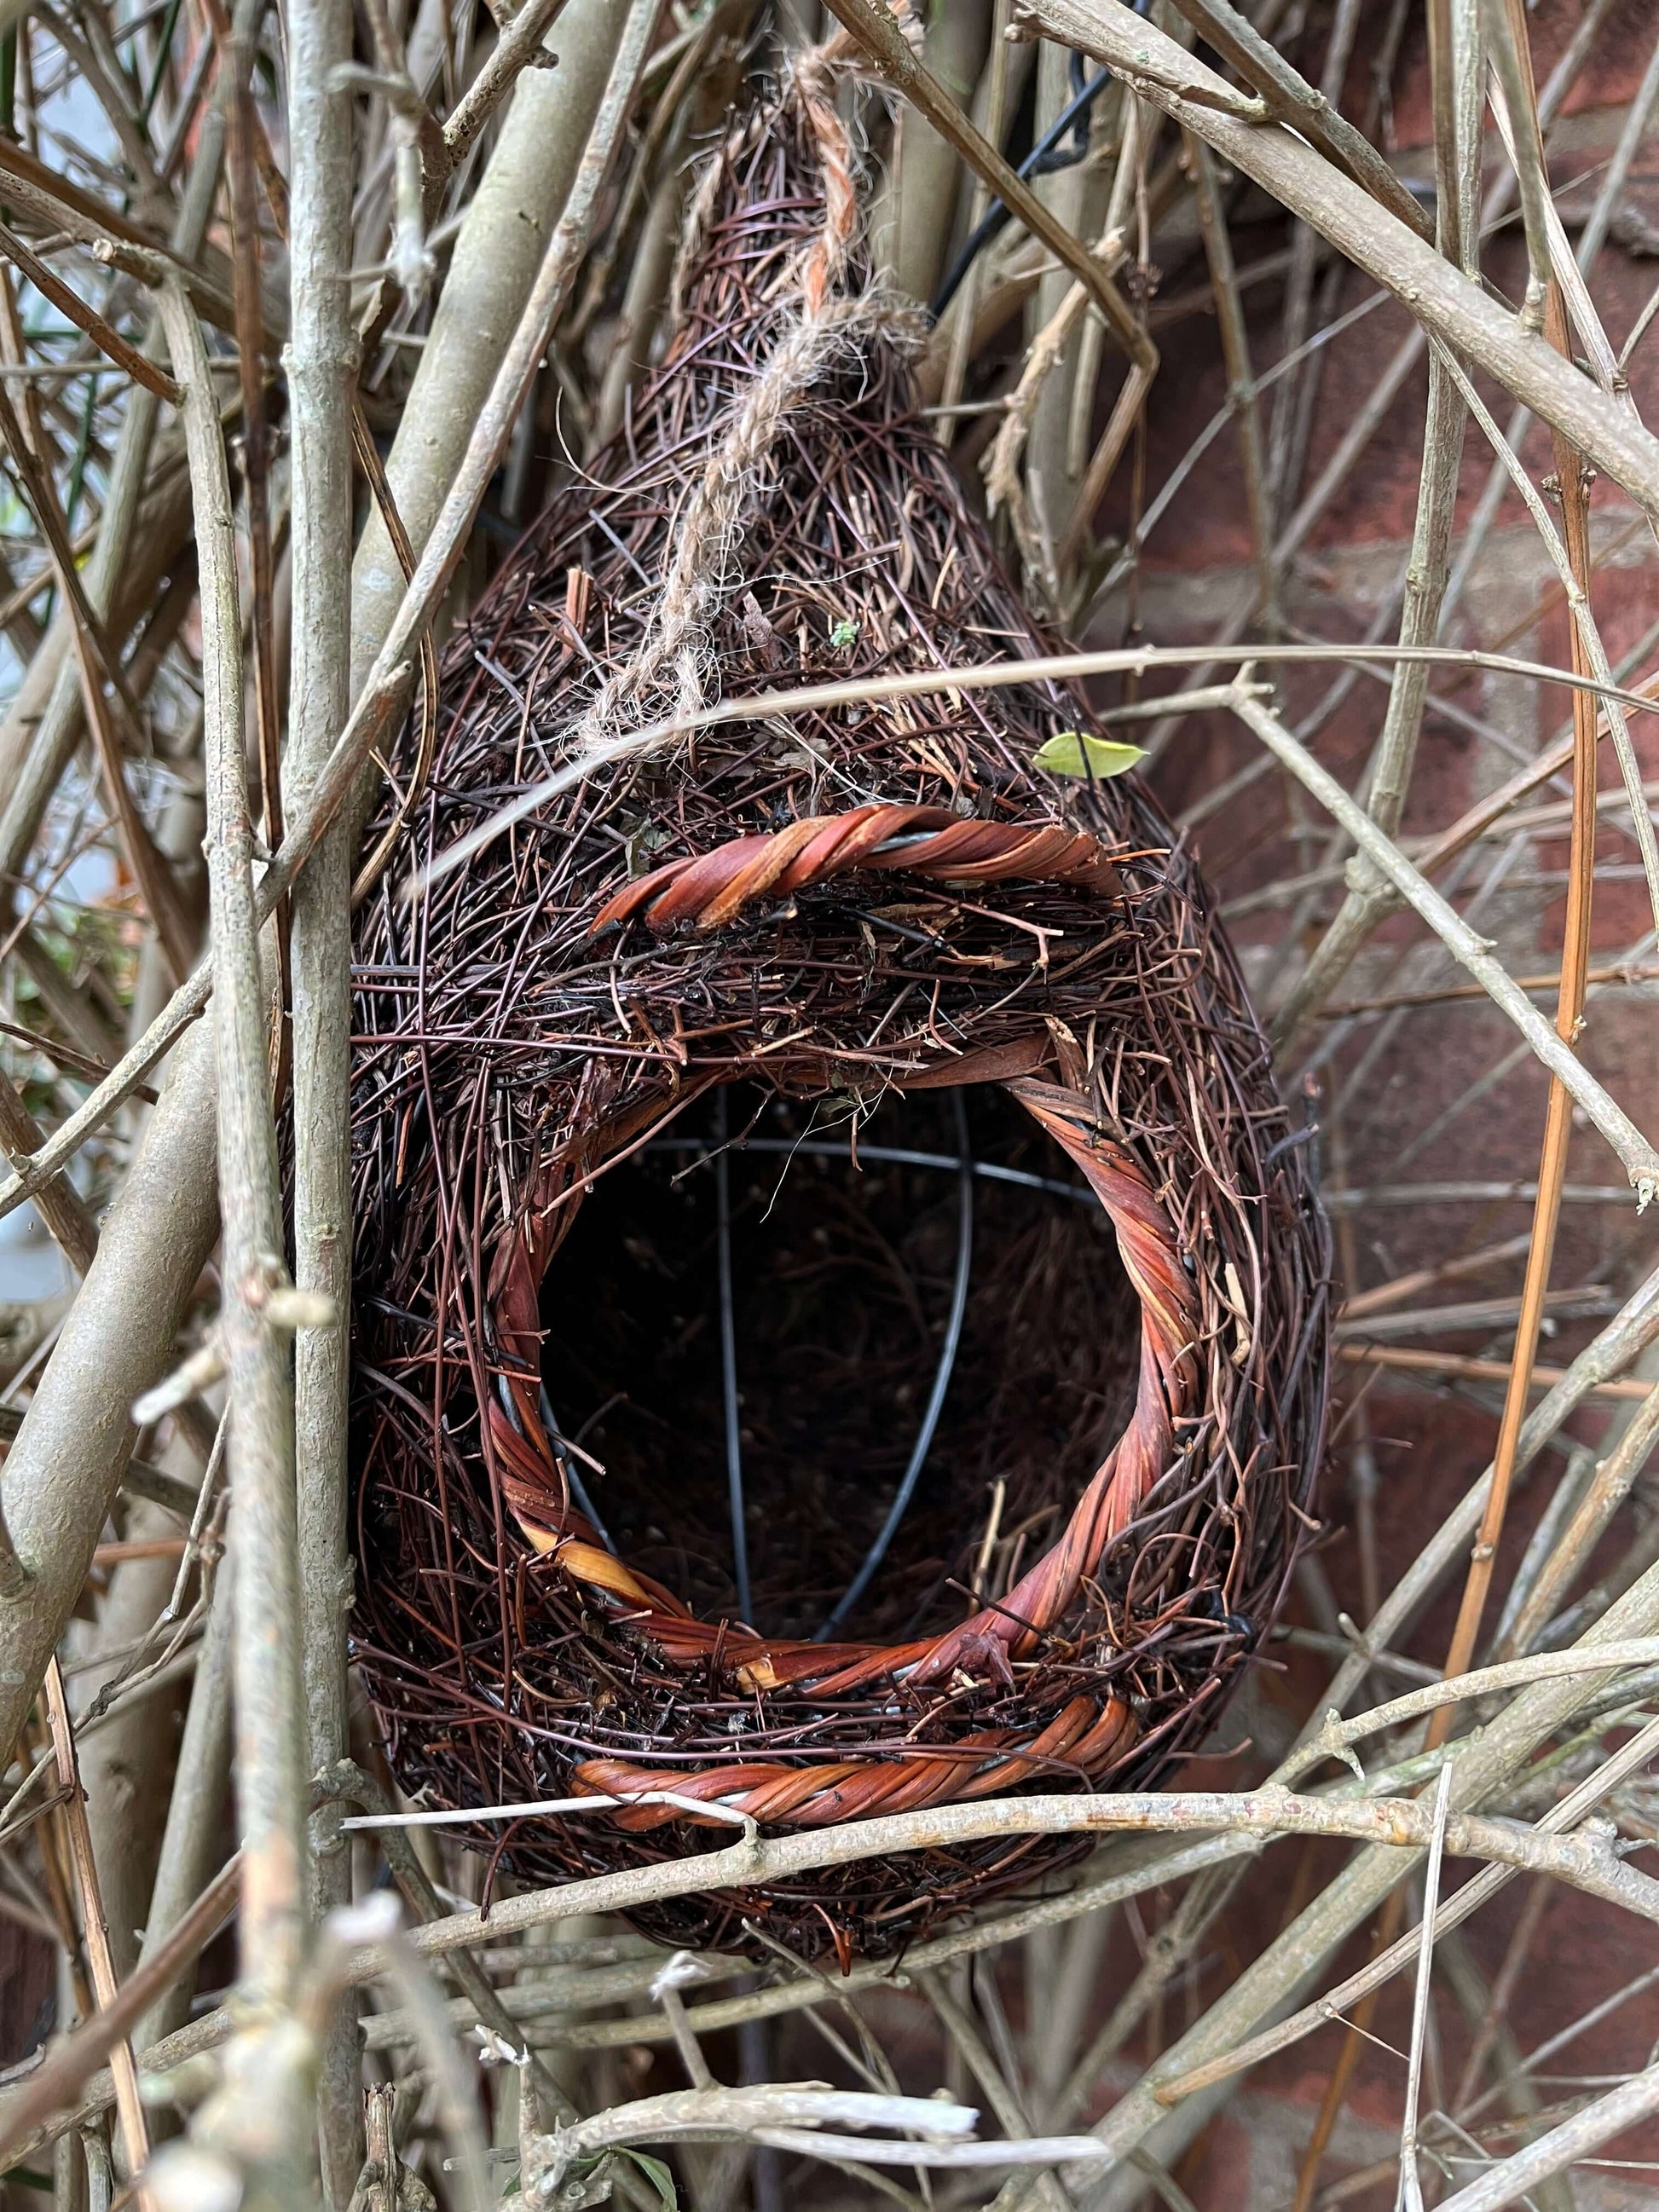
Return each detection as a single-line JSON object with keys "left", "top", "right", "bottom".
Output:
{"left": 538, "top": 1082, "right": 1142, "bottom": 1649}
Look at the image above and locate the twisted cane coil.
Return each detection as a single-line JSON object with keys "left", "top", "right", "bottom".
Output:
{"left": 591, "top": 802, "right": 1125, "bottom": 936}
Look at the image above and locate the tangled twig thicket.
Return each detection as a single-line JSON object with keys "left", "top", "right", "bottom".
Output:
{"left": 13, "top": 0, "right": 1659, "bottom": 2200}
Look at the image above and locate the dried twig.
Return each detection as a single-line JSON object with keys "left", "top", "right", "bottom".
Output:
{"left": 40, "top": 1660, "right": 150, "bottom": 2182}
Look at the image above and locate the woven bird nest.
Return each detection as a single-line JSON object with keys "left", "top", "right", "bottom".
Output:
{"left": 348, "top": 62, "right": 1331, "bottom": 1963}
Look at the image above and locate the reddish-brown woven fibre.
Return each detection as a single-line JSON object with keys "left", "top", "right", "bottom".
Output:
{"left": 346, "top": 68, "right": 1332, "bottom": 1961}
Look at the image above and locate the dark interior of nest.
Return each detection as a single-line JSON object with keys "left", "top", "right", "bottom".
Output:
{"left": 539, "top": 1081, "right": 1142, "bottom": 1652}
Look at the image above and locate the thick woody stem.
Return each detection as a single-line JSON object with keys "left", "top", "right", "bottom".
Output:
{"left": 157, "top": 278, "right": 308, "bottom": 2007}
{"left": 285, "top": 0, "right": 358, "bottom": 2188}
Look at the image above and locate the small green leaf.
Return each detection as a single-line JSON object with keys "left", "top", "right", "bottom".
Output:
{"left": 830, "top": 618, "right": 859, "bottom": 650}
{"left": 1032, "top": 731, "right": 1147, "bottom": 781}
{"left": 619, "top": 2151, "right": 679, "bottom": 2211}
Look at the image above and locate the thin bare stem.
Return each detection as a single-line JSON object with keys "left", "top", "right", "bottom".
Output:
{"left": 1500, "top": 1381, "right": 1659, "bottom": 1656}
{"left": 1138, "top": 1700, "right": 1659, "bottom": 2121}
{"left": 1396, "top": 1769, "right": 1454, "bottom": 2211}
{"left": 41, "top": 1659, "right": 151, "bottom": 2186}
{"left": 406, "top": 640, "right": 1659, "bottom": 898}
{"left": 1225, "top": 684, "right": 1659, "bottom": 1202}
{"left": 0, "top": 1066, "right": 95, "bottom": 1273}
{"left": 1432, "top": 2051, "right": 1659, "bottom": 2212}
{"left": 0, "top": 225, "right": 179, "bottom": 400}
{"left": 1482, "top": 0, "right": 1551, "bottom": 332}
{"left": 442, "top": 0, "right": 570, "bottom": 171}
{"left": 1430, "top": 286, "right": 1606, "bottom": 1704}
{"left": 1184, "top": 132, "right": 1274, "bottom": 624}
{"left": 0, "top": 1857, "right": 240, "bottom": 2168}
{"left": 1159, "top": 0, "right": 1430, "bottom": 237}
{"left": 824, "top": 0, "right": 1157, "bottom": 378}
{"left": 1020, "top": 0, "right": 1659, "bottom": 520}
{"left": 1269, "top": 0, "right": 1479, "bottom": 1052}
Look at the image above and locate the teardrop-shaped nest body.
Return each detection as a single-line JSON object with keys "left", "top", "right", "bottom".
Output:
{"left": 348, "top": 61, "right": 1332, "bottom": 1963}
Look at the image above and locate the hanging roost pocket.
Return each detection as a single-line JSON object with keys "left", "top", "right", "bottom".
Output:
{"left": 348, "top": 61, "right": 1331, "bottom": 1963}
